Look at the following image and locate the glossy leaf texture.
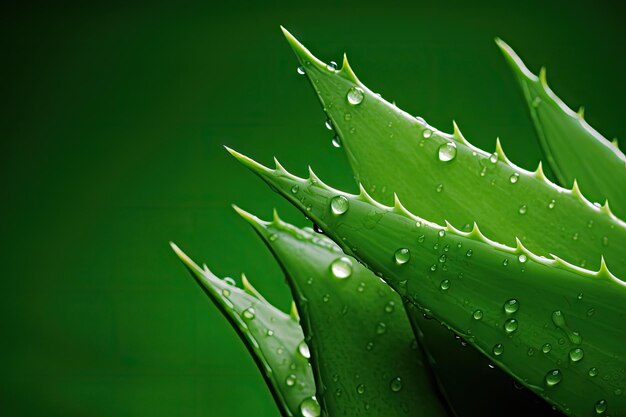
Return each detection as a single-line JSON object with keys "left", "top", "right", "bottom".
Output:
{"left": 234, "top": 206, "right": 450, "bottom": 417}
{"left": 229, "top": 150, "right": 626, "bottom": 417}
{"left": 496, "top": 39, "right": 626, "bottom": 218}
{"left": 170, "top": 243, "right": 317, "bottom": 417}
{"left": 280, "top": 27, "right": 626, "bottom": 278}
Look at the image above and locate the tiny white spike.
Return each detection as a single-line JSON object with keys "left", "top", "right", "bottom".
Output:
{"left": 577, "top": 106, "right": 585, "bottom": 119}
{"left": 534, "top": 161, "right": 546, "bottom": 180}
{"left": 274, "top": 157, "right": 286, "bottom": 172}
{"left": 539, "top": 67, "right": 548, "bottom": 87}
{"left": 600, "top": 199, "right": 613, "bottom": 216}
{"left": 272, "top": 208, "right": 282, "bottom": 224}
{"left": 495, "top": 138, "right": 510, "bottom": 164}
{"left": 452, "top": 120, "right": 470, "bottom": 145}
{"left": 290, "top": 301, "right": 300, "bottom": 321}
{"left": 308, "top": 166, "right": 323, "bottom": 185}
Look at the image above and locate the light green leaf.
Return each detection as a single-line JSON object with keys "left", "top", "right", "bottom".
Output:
{"left": 233, "top": 207, "right": 450, "bottom": 417}
{"left": 280, "top": 27, "right": 626, "bottom": 278}
{"left": 170, "top": 243, "right": 316, "bottom": 417}
{"left": 229, "top": 150, "right": 626, "bottom": 416}
{"left": 496, "top": 39, "right": 626, "bottom": 218}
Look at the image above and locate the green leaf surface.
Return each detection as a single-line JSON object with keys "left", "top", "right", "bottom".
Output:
{"left": 170, "top": 243, "right": 316, "bottom": 417}
{"left": 280, "top": 27, "right": 626, "bottom": 278}
{"left": 496, "top": 39, "right": 626, "bottom": 218}
{"left": 233, "top": 207, "right": 450, "bottom": 417}
{"left": 229, "top": 150, "right": 626, "bottom": 417}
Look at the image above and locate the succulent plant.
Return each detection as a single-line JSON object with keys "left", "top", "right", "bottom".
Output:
{"left": 171, "top": 28, "right": 626, "bottom": 416}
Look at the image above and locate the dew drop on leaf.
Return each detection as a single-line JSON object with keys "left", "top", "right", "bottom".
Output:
{"left": 291, "top": 185, "right": 300, "bottom": 194}
{"left": 331, "top": 136, "right": 342, "bottom": 148}
{"left": 423, "top": 129, "right": 432, "bottom": 139}
{"left": 542, "top": 343, "right": 552, "bottom": 354}
{"left": 394, "top": 248, "right": 411, "bottom": 265}
{"left": 356, "top": 384, "right": 366, "bottom": 394}
{"left": 346, "top": 86, "right": 364, "bottom": 105}
{"left": 298, "top": 341, "right": 311, "bottom": 359}
{"left": 285, "top": 374, "right": 297, "bottom": 387}
{"left": 548, "top": 199, "right": 556, "bottom": 209}
{"left": 493, "top": 343, "right": 504, "bottom": 356}
{"left": 221, "top": 288, "right": 231, "bottom": 297}
{"left": 376, "top": 322, "right": 387, "bottom": 334}
{"left": 242, "top": 307, "right": 256, "bottom": 320}
{"left": 504, "top": 319, "right": 518, "bottom": 333}
{"left": 545, "top": 369, "right": 562, "bottom": 387}
{"left": 299, "top": 396, "right": 321, "bottom": 417}
{"left": 589, "top": 367, "right": 598, "bottom": 377}
{"left": 224, "top": 277, "right": 236, "bottom": 286}
{"left": 436, "top": 184, "right": 444, "bottom": 193}
{"left": 297, "top": 66, "right": 305, "bottom": 75}
{"left": 325, "top": 118, "right": 333, "bottom": 130}
{"left": 594, "top": 399, "right": 607, "bottom": 414}
{"left": 384, "top": 300, "right": 395, "bottom": 313}
{"left": 330, "top": 195, "right": 349, "bottom": 214}
{"left": 518, "top": 254, "right": 528, "bottom": 263}
{"left": 569, "top": 348, "right": 584, "bottom": 362}
{"left": 440, "top": 279, "right": 450, "bottom": 290}
{"left": 518, "top": 204, "right": 528, "bottom": 215}
{"left": 504, "top": 299, "right": 519, "bottom": 314}
{"left": 466, "top": 249, "right": 473, "bottom": 257}
{"left": 472, "top": 309, "right": 483, "bottom": 320}
{"left": 326, "top": 61, "right": 338, "bottom": 71}
{"left": 330, "top": 257, "right": 353, "bottom": 279}
{"left": 390, "top": 377, "right": 403, "bottom": 392}
{"left": 438, "top": 142, "right": 457, "bottom": 162}
{"left": 510, "top": 173, "right": 519, "bottom": 183}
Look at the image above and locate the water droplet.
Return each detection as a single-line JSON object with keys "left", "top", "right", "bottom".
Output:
{"left": 548, "top": 199, "right": 556, "bottom": 209}
{"left": 221, "top": 288, "right": 231, "bottom": 297}
{"left": 356, "top": 384, "right": 366, "bottom": 394}
{"left": 330, "top": 257, "right": 353, "bottom": 279}
{"left": 504, "top": 318, "right": 518, "bottom": 333}
{"left": 466, "top": 249, "right": 473, "bottom": 257}
{"left": 430, "top": 264, "right": 437, "bottom": 272}
{"left": 347, "top": 86, "right": 364, "bottom": 105}
{"left": 473, "top": 310, "right": 483, "bottom": 320}
{"left": 518, "top": 254, "right": 528, "bottom": 263}
{"left": 266, "top": 329, "right": 274, "bottom": 337}
{"left": 330, "top": 135, "right": 342, "bottom": 148}
{"left": 518, "top": 205, "right": 528, "bottom": 215}
{"left": 587, "top": 308, "right": 596, "bottom": 317}
{"left": 298, "top": 341, "right": 311, "bottom": 359}
{"left": 423, "top": 129, "right": 432, "bottom": 139}
{"left": 503, "top": 259, "right": 509, "bottom": 266}
{"left": 594, "top": 399, "right": 607, "bottom": 414}
{"left": 299, "top": 396, "right": 321, "bottom": 417}
{"left": 528, "top": 347, "right": 535, "bottom": 356}
{"left": 286, "top": 374, "right": 297, "bottom": 387}
{"left": 542, "top": 343, "right": 552, "bottom": 354}
{"left": 489, "top": 153, "right": 499, "bottom": 163}
{"left": 589, "top": 367, "right": 598, "bottom": 377}
{"left": 493, "top": 343, "right": 504, "bottom": 356}
{"left": 439, "top": 254, "right": 447, "bottom": 263}
{"left": 384, "top": 300, "right": 395, "bottom": 313}
{"left": 440, "top": 279, "right": 451, "bottom": 291}
{"left": 376, "top": 322, "right": 387, "bottom": 334}
{"left": 509, "top": 173, "right": 519, "bottom": 184}
{"left": 569, "top": 348, "right": 584, "bottom": 362}
{"left": 224, "top": 277, "right": 236, "bottom": 286}
{"left": 394, "top": 248, "right": 411, "bottom": 265}
{"left": 330, "top": 195, "right": 349, "bottom": 214}
{"left": 504, "top": 299, "right": 519, "bottom": 314}
{"left": 438, "top": 142, "right": 458, "bottom": 162}
{"left": 326, "top": 61, "right": 338, "bottom": 71}
{"left": 324, "top": 119, "right": 333, "bottom": 130}
{"left": 572, "top": 232, "right": 579, "bottom": 241}
{"left": 390, "top": 377, "right": 403, "bottom": 392}
{"left": 291, "top": 185, "right": 300, "bottom": 194}
{"left": 436, "top": 183, "right": 444, "bottom": 193}
{"left": 545, "top": 369, "right": 562, "bottom": 387}
{"left": 322, "top": 294, "right": 330, "bottom": 303}
{"left": 602, "top": 236, "right": 609, "bottom": 247}
{"left": 418, "top": 234, "right": 425, "bottom": 243}
{"left": 242, "top": 307, "right": 256, "bottom": 320}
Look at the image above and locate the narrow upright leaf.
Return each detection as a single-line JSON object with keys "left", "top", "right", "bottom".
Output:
{"left": 496, "top": 39, "right": 626, "bottom": 217}
{"left": 280, "top": 27, "right": 626, "bottom": 277}
{"left": 229, "top": 150, "right": 626, "bottom": 417}
{"left": 170, "top": 243, "right": 317, "bottom": 417}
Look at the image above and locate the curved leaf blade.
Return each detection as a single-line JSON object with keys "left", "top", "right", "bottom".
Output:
{"left": 234, "top": 207, "right": 450, "bottom": 417}
{"left": 170, "top": 243, "right": 316, "bottom": 417}
{"left": 496, "top": 39, "right": 626, "bottom": 217}
{"left": 229, "top": 152, "right": 626, "bottom": 417}
{"left": 280, "top": 27, "right": 626, "bottom": 278}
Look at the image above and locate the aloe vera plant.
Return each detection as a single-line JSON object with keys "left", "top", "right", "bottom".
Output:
{"left": 280, "top": 28, "right": 626, "bottom": 278}
{"left": 496, "top": 39, "right": 626, "bottom": 218}
{"left": 170, "top": 27, "right": 626, "bottom": 417}
{"left": 170, "top": 243, "right": 316, "bottom": 417}
{"left": 228, "top": 149, "right": 626, "bottom": 416}
{"left": 234, "top": 207, "right": 449, "bottom": 416}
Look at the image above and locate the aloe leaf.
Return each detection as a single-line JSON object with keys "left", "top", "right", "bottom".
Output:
{"left": 228, "top": 150, "right": 626, "bottom": 416}
{"left": 170, "top": 243, "right": 317, "bottom": 417}
{"left": 496, "top": 39, "right": 626, "bottom": 218}
{"left": 233, "top": 207, "right": 450, "bottom": 417}
{"left": 280, "top": 27, "right": 626, "bottom": 278}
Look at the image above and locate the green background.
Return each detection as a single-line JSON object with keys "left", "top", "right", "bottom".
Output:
{"left": 3, "top": 1, "right": 625, "bottom": 415}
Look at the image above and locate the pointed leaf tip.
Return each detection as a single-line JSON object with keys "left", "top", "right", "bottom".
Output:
{"left": 280, "top": 26, "right": 325, "bottom": 70}
{"left": 232, "top": 204, "right": 270, "bottom": 231}
{"left": 225, "top": 147, "right": 273, "bottom": 175}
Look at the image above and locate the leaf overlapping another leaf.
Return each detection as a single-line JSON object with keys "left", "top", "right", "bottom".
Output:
{"left": 228, "top": 148, "right": 626, "bottom": 416}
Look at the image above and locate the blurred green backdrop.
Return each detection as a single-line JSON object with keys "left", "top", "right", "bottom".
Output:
{"left": 2, "top": 1, "right": 625, "bottom": 415}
